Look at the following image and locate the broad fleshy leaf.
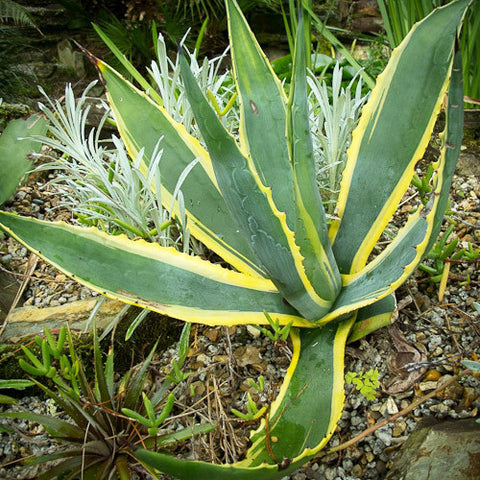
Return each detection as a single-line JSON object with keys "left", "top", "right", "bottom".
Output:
{"left": 323, "top": 189, "right": 442, "bottom": 322}
{"left": 287, "top": 11, "right": 342, "bottom": 306}
{"left": 0, "top": 114, "right": 48, "bottom": 205}
{"left": 330, "top": 0, "right": 469, "bottom": 275}
{"left": 97, "top": 59, "right": 265, "bottom": 278}
{"left": 0, "top": 1, "right": 471, "bottom": 480}
{"left": 425, "top": 48, "right": 465, "bottom": 253}
{"left": 0, "top": 211, "right": 308, "bottom": 327}
{"left": 348, "top": 294, "right": 396, "bottom": 343}
{"left": 179, "top": 51, "right": 331, "bottom": 321}
{"left": 226, "top": 0, "right": 294, "bottom": 229}
{"left": 136, "top": 317, "right": 354, "bottom": 479}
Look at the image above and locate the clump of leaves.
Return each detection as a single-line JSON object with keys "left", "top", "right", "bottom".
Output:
{"left": 231, "top": 375, "right": 267, "bottom": 421}
{"left": 420, "top": 220, "right": 480, "bottom": 284}
{"left": 253, "top": 311, "right": 293, "bottom": 342}
{"left": 0, "top": 324, "right": 214, "bottom": 479}
{"left": 345, "top": 369, "right": 380, "bottom": 401}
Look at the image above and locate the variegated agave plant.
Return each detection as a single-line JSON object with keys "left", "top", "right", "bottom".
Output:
{"left": 0, "top": 0, "right": 470, "bottom": 478}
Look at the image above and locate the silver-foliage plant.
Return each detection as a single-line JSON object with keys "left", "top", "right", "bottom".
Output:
{"left": 35, "top": 84, "right": 177, "bottom": 245}
{"left": 308, "top": 63, "right": 367, "bottom": 216}
{"left": 33, "top": 32, "right": 366, "bottom": 253}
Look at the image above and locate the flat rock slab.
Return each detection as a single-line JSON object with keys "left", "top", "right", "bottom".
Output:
{"left": 387, "top": 418, "right": 480, "bottom": 480}
{"left": 1, "top": 298, "right": 125, "bottom": 341}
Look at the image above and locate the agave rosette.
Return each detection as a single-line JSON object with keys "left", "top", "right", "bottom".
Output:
{"left": 0, "top": 0, "right": 470, "bottom": 478}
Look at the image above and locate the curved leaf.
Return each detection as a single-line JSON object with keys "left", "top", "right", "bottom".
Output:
{"left": 179, "top": 52, "right": 331, "bottom": 321}
{"left": 97, "top": 60, "right": 264, "bottom": 278}
{"left": 136, "top": 317, "right": 355, "bottom": 479}
{"left": 287, "top": 12, "right": 341, "bottom": 305}
{"left": 348, "top": 294, "right": 396, "bottom": 343}
{"left": 0, "top": 411, "right": 84, "bottom": 440}
{"left": 226, "top": 0, "right": 295, "bottom": 229}
{"left": 0, "top": 212, "right": 309, "bottom": 327}
{"left": 330, "top": 0, "right": 470, "bottom": 275}
{"left": 0, "top": 114, "right": 48, "bottom": 205}
{"left": 425, "top": 48, "right": 464, "bottom": 253}
{"left": 323, "top": 197, "right": 438, "bottom": 323}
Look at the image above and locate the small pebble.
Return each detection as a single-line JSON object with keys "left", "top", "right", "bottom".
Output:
{"left": 392, "top": 420, "right": 407, "bottom": 436}
{"left": 429, "top": 403, "right": 450, "bottom": 416}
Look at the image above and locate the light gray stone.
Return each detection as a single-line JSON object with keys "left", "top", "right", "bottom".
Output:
{"left": 457, "top": 153, "right": 480, "bottom": 177}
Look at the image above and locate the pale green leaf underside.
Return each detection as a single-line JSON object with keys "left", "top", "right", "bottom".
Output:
{"left": 0, "top": 114, "right": 48, "bottom": 205}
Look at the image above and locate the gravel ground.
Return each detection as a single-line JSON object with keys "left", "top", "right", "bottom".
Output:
{"left": 1, "top": 156, "right": 480, "bottom": 478}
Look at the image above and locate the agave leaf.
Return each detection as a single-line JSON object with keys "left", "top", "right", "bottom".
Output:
{"left": 179, "top": 52, "right": 330, "bottom": 321}
{"left": 323, "top": 199, "right": 441, "bottom": 322}
{"left": 330, "top": 0, "right": 469, "bottom": 275}
{"left": 323, "top": 33, "right": 464, "bottom": 321}
{"left": 246, "top": 319, "right": 354, "bottom": 464}
{"left": 135, "top": 451, "right": 292, "bottom": 480}
{"left": 286, "top": 9, "right": 341, "bottom": 305}
{"left": 226, "top": 0, "right": 294, "bottom": 229}
{"left": 424, "top": 48, "right": 464, "bottom": 253}
{"left": 97, "top": 59, "right": 264, "bottom": 278}
{"left": 0, "top": 212, "right": 308, "bottom": 327}
{"left": 137, "top": 317, "right": 354, "bottom": 478}
{"left": 348, "top": 294, "right": 396, "bottom": 343}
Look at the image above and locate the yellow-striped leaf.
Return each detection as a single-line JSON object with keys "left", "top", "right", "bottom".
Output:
{"left": 330, "top": 0, "right": 469, "bottom": 275}
{"left": 0, "top": 212, "right": 309, "bottom": 327}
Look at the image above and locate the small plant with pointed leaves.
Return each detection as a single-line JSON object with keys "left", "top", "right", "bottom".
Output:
{"left": 253, "top": 311, "right": 293, "bottom": 342}
{"left": 0, "top": 324, "right": 214, "bottom": 479}
{"left": 231, "top": 393, "right": 268, "bottom": 421}
{"left": 420, "top": 221, "right": 480, "bottom": 282}
{"left": 231, "top": 375, "right": 268, "bottom": 421}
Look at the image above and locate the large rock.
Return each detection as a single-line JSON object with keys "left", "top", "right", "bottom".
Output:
{"left": 387, "top": 418, "right": 480, "bottom": 480}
